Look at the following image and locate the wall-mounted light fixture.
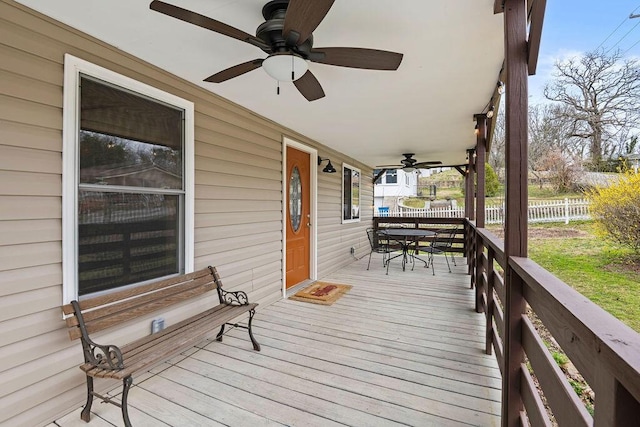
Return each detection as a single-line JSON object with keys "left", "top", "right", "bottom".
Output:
{"left": 486, "top": 105, "right": 495, "bottom": 118}
{"left": 497, "top": 81, "right": 505, "bottom": 95}
{"left": 474, "top": 123, "right": 479, "bottom": 135}
{"left": 318, "top": 157, "right": 337, "bottom": 173}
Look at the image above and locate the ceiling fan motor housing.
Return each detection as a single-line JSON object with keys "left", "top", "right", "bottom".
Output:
{"left": 258, "top": 0, "right": 313, "bottom": 54}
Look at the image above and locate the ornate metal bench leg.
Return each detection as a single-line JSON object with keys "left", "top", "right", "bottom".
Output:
{"left": 80, "top": 376, "right": 94, "bottom": 422}
{"left": 248, "top": 309, "right": 261, "bottom": 351}
{"left": 216, "top": 324, "right": 225, "bottom": 342}
{"left": 121, "top": 376, "right": 133, "bottom": 427}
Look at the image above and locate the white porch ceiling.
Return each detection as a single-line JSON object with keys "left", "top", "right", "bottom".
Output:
{"left": 16, "top": 0, "right": 504, "bottom": 169}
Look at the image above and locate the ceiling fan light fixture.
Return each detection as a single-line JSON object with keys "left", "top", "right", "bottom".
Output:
{"left": 403, "top": 166, "right": 415, "bottom": 172}
{"left": 262, "top": 52, "right": 308, "bottom": 82}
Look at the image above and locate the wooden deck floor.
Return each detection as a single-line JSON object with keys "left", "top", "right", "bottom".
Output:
{"left": 53, "top": 254, "right": 501, "bottom": 426}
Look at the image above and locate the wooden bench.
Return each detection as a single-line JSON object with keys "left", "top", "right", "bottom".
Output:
{"left": 62, "top": 266, "right": 260, "bottom": 427}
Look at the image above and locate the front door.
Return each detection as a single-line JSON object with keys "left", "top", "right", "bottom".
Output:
{"left": 286, "top": 146, "right": 310, "bottom": 288}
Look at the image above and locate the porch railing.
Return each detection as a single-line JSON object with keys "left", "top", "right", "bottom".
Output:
{"left": 376, "top": 198, "right": 591, "bottom": 224}
{"left": 468, "top": 220, "right": 640, "bottom": 425}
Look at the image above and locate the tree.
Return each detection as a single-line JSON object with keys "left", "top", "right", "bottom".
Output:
{"left": 588, "top": 170, "right": 640, "bottom": 254}
{"left": 544, "top": 49, "right": 640, "bottom": 169}
{"left": 488, "top": 109, "right": 505, "bottom": 174}
{"left": 484, "top": 163, "right": 500, "bottom": 197}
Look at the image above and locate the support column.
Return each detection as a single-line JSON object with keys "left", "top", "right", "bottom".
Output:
{"left": 502, "top": 0, "right": 529, "bottom": 426}
{"left": 465, "top": 149, "right": 476, "bottom": 221}
{"left": 475, "top": 114, "right": 487, "bottom": 312}
{"left": 475, "top": 115, "right": 487, "bottom": 228}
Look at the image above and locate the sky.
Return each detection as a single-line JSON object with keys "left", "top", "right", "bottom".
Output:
{"left": 529, "top": 0, "right": 640, "bottom": 103}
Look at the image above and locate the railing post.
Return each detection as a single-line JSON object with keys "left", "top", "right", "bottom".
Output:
{"left": 485, "top": 245, "right": 495, "bottom": 355}
{"left": 475, "top": 232, "right": 484, "bottom": 313}
{"left": 594, "top": 372, "right": 640, "bottom": 426}
{"left": 564, "top": 197, "right": 569, "bottom": 224}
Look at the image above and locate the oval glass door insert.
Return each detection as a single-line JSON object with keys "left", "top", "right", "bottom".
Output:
{"left": 289, "top": 166, "right": 302, "bottom": 232}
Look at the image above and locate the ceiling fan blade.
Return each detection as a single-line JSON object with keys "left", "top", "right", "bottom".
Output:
{"left": 203, "top": 59, "right": 264, "bottom": 83}
{"left": 309, "top": 47, "right": 403, "bottom": 70}
{"left": 283, "top": 0, "right": 335, "bottom": 46}
{"left": 150, "top": 1, "right": 269, "bottom": 50}
{"left": 293, "top": 70, "right": 325, "bottom": 101}
{"left": 412, "top": 161, "right": 443, "bottom": 168}
{"left": 375, "top": 165, "right": 403, "bottom": 168}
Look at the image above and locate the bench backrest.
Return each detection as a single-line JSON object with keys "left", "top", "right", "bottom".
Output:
{"left": 62, "top": 266, "right": 222, "bottom": 341}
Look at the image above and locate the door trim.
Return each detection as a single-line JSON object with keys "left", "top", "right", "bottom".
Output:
{"left": 282, "top": 137, "right": 317, "bottom": 298}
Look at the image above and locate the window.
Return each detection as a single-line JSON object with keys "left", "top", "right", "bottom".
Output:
{"left": 343, "top": 164, "right": 360, "bottom": 222}
{"left": 385, "top": 169, "right": 398, "bottom": 184}
{"left": 63, "top": 55, "right": 194, "bottom": 303}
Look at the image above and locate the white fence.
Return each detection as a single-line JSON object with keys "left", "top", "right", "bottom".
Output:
{"left": 377, "top": 198, "right": 591, "bottom": 225}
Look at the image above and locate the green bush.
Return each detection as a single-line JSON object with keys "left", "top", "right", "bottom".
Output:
{"left": 588, "top": 171, "right": 640, "bottom": 253}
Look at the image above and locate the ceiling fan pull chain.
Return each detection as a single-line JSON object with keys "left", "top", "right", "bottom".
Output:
{"left": 277, "top": 80, "right": 280, "bottom": 95}
{"left": 291, "top": 54, "right": 295, "bottom": 81}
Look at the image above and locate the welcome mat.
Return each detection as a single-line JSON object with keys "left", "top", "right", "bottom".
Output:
{"left": 289, "top": 282, "right": 353, "bottom": 305}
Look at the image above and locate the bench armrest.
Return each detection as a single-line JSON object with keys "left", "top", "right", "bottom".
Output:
{"left": 71, "top": 300, "right": 125, "bottom": 370}
{"left": 82, "top": 340, "right": 125, "bottom": 370}
{"left": 220, "top": 289, "right": 249, "bottom": 306}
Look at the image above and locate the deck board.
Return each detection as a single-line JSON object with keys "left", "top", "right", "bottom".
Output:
{"left": 56, "top": 255, "right": 501, "bottom": 426}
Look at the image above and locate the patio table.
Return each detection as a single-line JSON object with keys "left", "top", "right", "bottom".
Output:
{"left": 379, "top": 228, "right": 435, "bottom": 271}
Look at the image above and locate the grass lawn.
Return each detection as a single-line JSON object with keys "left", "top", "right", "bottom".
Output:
{"left": 525, "top": 222, "right": 640, "bottom": 332}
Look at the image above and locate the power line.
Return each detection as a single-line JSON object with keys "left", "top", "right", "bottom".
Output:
{"left": 622, "top": 36, "right": 640, "bottom": 55}
{"left": 596, "top": 4, "right": 640, "bottom": 51}
{"left": 605, "top": 19, "right": 640, "bottom": 54}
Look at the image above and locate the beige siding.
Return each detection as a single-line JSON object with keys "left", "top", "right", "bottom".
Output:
{"left": 0, "top": 1, "right": 373, "bottom": 425}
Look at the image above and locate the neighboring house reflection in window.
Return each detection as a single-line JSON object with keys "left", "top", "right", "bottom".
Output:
{"left": 62, "top": 56, "right": 194, "bottom": 303}
{"left": 343, "top": 164, "right": 361, "bottom": 223}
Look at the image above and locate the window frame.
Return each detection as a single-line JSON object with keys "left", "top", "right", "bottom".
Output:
{"left": 342, "top": 163, "right": 361, "bottom": 223}
{"left": 62, "top": 54, "right": 195, "bottom": 305}
{"left": 385, "top": 169, "right": 398, "bottom": 184}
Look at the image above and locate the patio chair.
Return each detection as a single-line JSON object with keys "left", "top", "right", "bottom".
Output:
{"left": 419, "top": 228, "right": 456, "bottom": 275}
{"left": 432, "top": 226, "right": 458, "bottom": 267}
{"left": 366, "top": 228, "right": 392, "bottom": 274}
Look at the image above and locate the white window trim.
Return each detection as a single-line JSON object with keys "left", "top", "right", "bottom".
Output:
{"left": 62, "top": 54, "right": 195, "bottom": 305}
{"left": 342, "top": 163, "right": 361, "bottom": 224}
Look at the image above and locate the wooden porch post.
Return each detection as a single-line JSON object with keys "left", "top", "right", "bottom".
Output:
{"left": 475, "top": 115, "right": 487, "bottom": 228}
{"left": 465, "top": 149, "right": 476, "bottom": 221}
{"left": 465, "top": 149, "right": 476, "bottom": 276}
{"left": 502, "top": 0, "right": 529, "bottom": 426}
{"left": 475, "top": 115, "right": 487, "bottom": 312}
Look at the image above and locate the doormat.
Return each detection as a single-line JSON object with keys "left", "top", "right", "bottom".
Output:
{"left": 289, "top": 282, "right": 353, "bottom": 305}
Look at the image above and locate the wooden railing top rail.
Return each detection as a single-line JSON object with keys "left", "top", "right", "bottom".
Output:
{"left": 510, "top": 256, "right": 640, "bottom": 403}
{"left": 475, "top": 227, "right": 505, "bottom": 267}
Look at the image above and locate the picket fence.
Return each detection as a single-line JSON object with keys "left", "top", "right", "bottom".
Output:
{"left": 377, "top": 198, "right": 591, "bottom": 225}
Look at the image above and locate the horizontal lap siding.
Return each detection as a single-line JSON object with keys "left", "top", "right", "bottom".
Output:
{"left": 316, "top": 155, "right": 374, "bottom": 276}
{"left": 0, "top": 1, "right": 372, "bottom": 425}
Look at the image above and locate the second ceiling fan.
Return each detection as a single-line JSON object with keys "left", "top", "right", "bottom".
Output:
{"left": 150, "top": 0, "right": 403, "bottom": 101}
{"left": 377, "top": 153, "right": 442, "bottom": 171}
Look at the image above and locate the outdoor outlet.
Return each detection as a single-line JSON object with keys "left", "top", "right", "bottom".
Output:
{"left": 350, "top": 247, "right": 355, "bottom": 255}
{"left": 151, "top": 317, "right": 165, "bottom": 334}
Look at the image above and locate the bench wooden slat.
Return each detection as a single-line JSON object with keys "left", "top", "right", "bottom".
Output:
{"left": 80, "top": 303, "right": 256, "bottom": 379}
{"left": 68, "top": 280, "right": 219, "bottom": 340}
{"left": 65, "top": 268, "right": 213, "bottom": 314}
{"left": 65, "top": 275, "right": 214, "bottom": 329}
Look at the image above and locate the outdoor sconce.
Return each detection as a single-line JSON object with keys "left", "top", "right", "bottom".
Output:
{"left": 318, "top": 157, "right": 337, "bottom": 173}
{"left": 497, "top": 80, "right": 505, "bottom": 94}
{"left": 486, "top": 105, "right": 495, "bottom": 118}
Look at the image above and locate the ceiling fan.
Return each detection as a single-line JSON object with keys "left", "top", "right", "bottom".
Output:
{"left": 376, "top": 153, "right": 443, "bottom": 171}
{"left": 149, "top": 0, "right": 403, "bottom": 101}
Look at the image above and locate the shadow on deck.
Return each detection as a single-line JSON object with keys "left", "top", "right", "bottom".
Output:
{"left": 54, "top": 255, "right": 501, "bottom": 426}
